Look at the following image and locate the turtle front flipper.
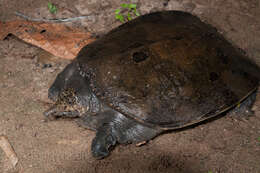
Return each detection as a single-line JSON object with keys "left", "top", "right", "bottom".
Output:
{"left": 90, "top": 109, "right": 162, "bottom": 159}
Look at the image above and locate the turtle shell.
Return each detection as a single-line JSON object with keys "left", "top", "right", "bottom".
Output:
{"left": 76, "top": 11, "right": 260, "bottom": 129}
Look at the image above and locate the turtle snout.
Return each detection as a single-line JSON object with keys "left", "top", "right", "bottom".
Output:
{"left": 43, "top": 105, "right": 58, "bottom": 120}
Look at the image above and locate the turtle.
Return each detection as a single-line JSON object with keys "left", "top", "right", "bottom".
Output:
{"left": 44, "top": 11, "right": 260, "bottom": 159}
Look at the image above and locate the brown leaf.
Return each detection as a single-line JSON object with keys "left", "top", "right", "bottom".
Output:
{"left": 0, "top": 20, "right": 95, "bottom": 59}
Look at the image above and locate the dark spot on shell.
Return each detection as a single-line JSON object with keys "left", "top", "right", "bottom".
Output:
{"left": 133, "top": 51, "right": 148, "bottom": 63}
{"left": 243, "top": 71, "right": 248, "bottom": 77}
{"left": 40, "top": 29, "right": 46, "bottom": 34}
{"left": 209, "top": 72, "right": 219, "bottom": 82}
{"left": 171, "top": 36, "right": 183, "bottom": 40}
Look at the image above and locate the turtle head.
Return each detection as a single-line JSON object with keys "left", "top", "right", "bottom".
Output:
{"left": 45, "top": 62, "right": 101, "bottom": 119}
{"left": 44, "top": 88, "right": 88, "bottom": 119}
{"left": 48, "top": 62, "right": 79, "bottom": 101}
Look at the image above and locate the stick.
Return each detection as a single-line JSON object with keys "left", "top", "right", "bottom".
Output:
{"left": 0, "top": 135, "right": 18, "bottom": 167}
{"left": 15, "top": 11, "right": 94, "bottom": 23}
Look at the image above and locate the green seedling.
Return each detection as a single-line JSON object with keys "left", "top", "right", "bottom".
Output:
{"left": 208, "top": 171, "right": 213, "bottom": 173}
{"left": 48, "top": 2, "right": 57, "bottom": 14}
{"left": 115, "top": 3, "right": 140, "bottom": 22}
{"left": 258, "top": 137, "right": 260, "bottom": 142}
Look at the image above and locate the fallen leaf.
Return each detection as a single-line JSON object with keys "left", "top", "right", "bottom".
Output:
{"left": 0, "top": 20, "right": 95, "bottom": 59}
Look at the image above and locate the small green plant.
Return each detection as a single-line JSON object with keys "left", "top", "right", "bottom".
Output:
{"left": 258, "top": 137, "right": 260, "bottom": 142}
{"left": 115, "top": 3, "right": 140, "bottom": 22}
{"left": 48, "top": 2, "right": 57, "bottom": 14}
{"left": 208, "top": 171, "right": 213, "bottom": 173}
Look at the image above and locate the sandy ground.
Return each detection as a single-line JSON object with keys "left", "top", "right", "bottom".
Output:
{"left": 0, "top": 0, "right": 260, "bottom": 173}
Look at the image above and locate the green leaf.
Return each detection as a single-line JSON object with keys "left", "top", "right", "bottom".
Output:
{"left": 119, "top": 15, "right": 124, "bottom": 22}
{"left": 127, "top": 13, "right": 132, "bottom": 21}
{"left": 121, "top": 3, "right": 128, "bottom": 8}
{"left": 115, "top": 9, "right": 121, "bottom": 14}
{"left": 115, "top": 3, "right": 139, "bottom": 22}
{"left": 134, "top": 9, "right": 140, "bottom": 16}
{"left": 115, "top": 14, "right": 121, "bottom": 19}
{"left": 115, "top": 14, "right": 124, "bottom": 22}
{"left": 258, "top": 137, "right": 260, "bottom": 142}
{"left": 48, "top": 2, "right": 57, "bottom": 14}
{"left": 129, "top": 3, "right": 137, "bottom": 9}
{"left": 208, "top": 171, "right": 213, "bottom": 173}
{"left": 48, "top": 2, "right": 52, "bottom": 9}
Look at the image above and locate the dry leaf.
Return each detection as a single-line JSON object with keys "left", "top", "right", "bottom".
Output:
{"left": 0, "top": 20, "right": 95, "bottom": 59}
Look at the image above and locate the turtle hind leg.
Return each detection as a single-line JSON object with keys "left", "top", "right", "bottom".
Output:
{"left": 90, "top": 109, "right": 162, "bottom": 159}
{"left": 229, "top": 91, "right": 257, "bottom": 119}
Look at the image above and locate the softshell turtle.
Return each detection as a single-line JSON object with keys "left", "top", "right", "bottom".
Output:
{"left": 44, "top": 11, "right": 260, "bottom": 159}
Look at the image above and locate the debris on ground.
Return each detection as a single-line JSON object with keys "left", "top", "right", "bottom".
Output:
{"left": 0, "top": 20, "right": 95, "bottom": 60}
{"left": 0, "top": 135, "right": 19, "bottom": 168}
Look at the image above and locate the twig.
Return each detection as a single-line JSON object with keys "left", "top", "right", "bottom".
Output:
{"left": 15, "top": 11, "right": 94, "bottom": 23}
{"left": 135, "top": 141, "right": 147, "bottom": 147}
{"left": 0, "top": 135, "right": 18, "bottom": 167}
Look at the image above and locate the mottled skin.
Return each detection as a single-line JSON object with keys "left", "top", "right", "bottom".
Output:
{"left": 44, "top": 11, "right": 260, "bottom": 159}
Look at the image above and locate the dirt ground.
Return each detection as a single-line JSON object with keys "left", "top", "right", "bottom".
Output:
{"left": 0, "top": 0, "right": 260, "bottom": 173}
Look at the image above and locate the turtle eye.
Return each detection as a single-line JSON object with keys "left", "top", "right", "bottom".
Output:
{"left": 132, "top": 51, "right": 148, "bottom": 63}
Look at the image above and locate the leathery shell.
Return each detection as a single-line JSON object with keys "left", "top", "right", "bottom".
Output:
{"left": 76, "top": 11, "right": 260, "bottom": 129}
